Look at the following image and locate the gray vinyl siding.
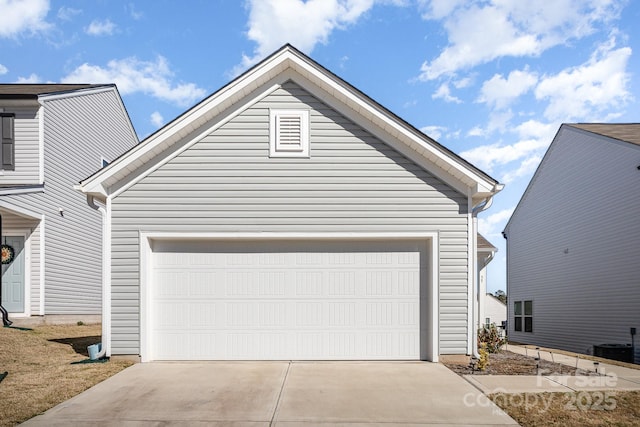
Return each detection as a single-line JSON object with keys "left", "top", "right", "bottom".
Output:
{"left": 110, "top": 82, "right": 470, "bottom": 356}
{"left": 0, "top": 107, "right": 40, "bottom": 184}
{"left": 2, "top": 90, "right": 137, "bottom": 314}
{"left": 505, "top": 126, "right": 640, "bottom": 363}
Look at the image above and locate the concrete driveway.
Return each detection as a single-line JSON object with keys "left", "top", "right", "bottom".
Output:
{"left": 22, "top": 361, "right": 517, "bottom": 426}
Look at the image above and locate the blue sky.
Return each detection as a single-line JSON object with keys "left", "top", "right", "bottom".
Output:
{"left": 1, "top": 0, "right": 637, "bottom": 293}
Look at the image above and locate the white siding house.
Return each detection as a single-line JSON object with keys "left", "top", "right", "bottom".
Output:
{"left": 504, "top": 124, "right": 640, "bottom": 364}
{"left": 483, "top": 294, "right": 506, "bottom": 331}
{"left": 77, "top": 45, "right": 502, "bottom": 362}
{"left": 0, "top": 84, "right": 137, "bottom": 322}
{"left": 476, "top": 234, "right": 503, "bottom": 331}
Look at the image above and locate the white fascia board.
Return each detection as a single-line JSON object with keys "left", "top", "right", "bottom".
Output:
{"left": 78, "top": 47, "right": 498, "bottom": 199}
{"left": 79, "top": 57, "right": 290, "bottom": 198}
{"left": 285, "top": 68, "right": 474, "bottom": 196}
{"left": 0, "top": 200, "right": 41, "bottom": 219}
{"left": 288, "top": 53, "right": 497, "bottom": 195}
{"left": 37, "top": 85, "right": 115, "bottom": 102}
{"left": 109, "top": 81, "right": 284, "bottom": 199}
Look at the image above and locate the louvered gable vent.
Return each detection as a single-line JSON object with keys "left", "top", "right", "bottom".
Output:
{"left": 270, "top": 110, "right": 309, "bottom": 157}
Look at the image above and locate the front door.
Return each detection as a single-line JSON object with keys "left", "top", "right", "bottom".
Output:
{"left": 2, "top": 236, "right": 25, "bottom": 313}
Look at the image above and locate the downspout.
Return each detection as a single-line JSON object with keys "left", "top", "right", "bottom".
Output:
{"left": 87, "top": 195, "right": 109, "bottom": 359}
{"left": 469, "top": 185, "right": 502, "bottom": 357}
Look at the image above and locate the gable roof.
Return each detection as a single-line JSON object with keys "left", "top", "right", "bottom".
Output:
{"left": 477, "top": 233, "right": 497, "bottom": 253}
{"left": 504, "top": 123, "right": 640, "bottom": 233}
{"left": 567, "top": 123, "right": 640, "bottom": 146}
{"left": 77, "top": 44, "right": 501, "bottom": 202}
{"left": 0, "top": 84, "right": 111, "bottom": 99}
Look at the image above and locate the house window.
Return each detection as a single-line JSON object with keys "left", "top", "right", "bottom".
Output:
{"left": 514, "top": 300, "right": 533, "bottom": 332}
{"left": 269, "top": 110, "right": 309, "bottom": 158}
{"left": 0, "top": 114, "right": 15, "bottom": 170}
{"left": 514, "top": 301, "right": 522, "bottom": 331}
{"left": 101, "top": 157, "right": 110, "bottom": 168}
{"left": 485, "top": 317, "right": 491, "bottom": 328}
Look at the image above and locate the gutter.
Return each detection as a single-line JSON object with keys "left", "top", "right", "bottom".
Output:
{"left": 86, "top": 195, "right": 110, "bottom": 359}
{"left": 469, "top": 184, "right": 504, "bottom": 358}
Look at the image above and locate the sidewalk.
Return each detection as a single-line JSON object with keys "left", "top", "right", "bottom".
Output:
{"left": 464, "top": 344, "right": 640, "bottom": 394}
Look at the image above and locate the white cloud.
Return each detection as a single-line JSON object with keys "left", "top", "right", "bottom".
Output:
{"left": 477, "top": 69, "right": 538, "bottom": 109}
{"left": 15, "top": 73, "right": 42, "bottom": 83}
{"left": 236, "top": 0, "right": 375, "bottom": 72}
{"left": 478, "top": 207, "right": 514, "bottom": 239}
{"left": 467, "top": 126, "right": 484, "bottom": 137}
{"left": 463, "top": 119, "right": 555, "bottom": 185}
{"left": 513, "top": 119, "right": 556, "bottom": 141}
{"left": 0, "top": 64, "right": 7, "bottom": 75}
{"left": 418, "top": 0, "right": 621, "bottom": 80}
{"left": 501, "top": 154, "right": 542, "bottom": 183}
{"left": 418, "top": 0, "right": 466, "bottom": 19}
{"left": 432, "top": 82, "right": 461, "bottom": 103}
{"left": 86, "top": 19, "right": 117, "bottom": 36}
{"left": 57, "top": 6, "right": 81, "bottom": 21}
{"left": 420, "top": 125, "right": 446, "bottom": 140}
{"left": 0, "top": 0, "right": 51, "bottom": 38}
{"left": 460, "top": 133, "right": 548, "bottom": 173}
{"left": 535, "top": 36, "right": 631, "bottom": 121}
{"left": 62, "top": 56, "right": 206, "bottom": 107}
{"left": 453, "top": 76, "right": 472, "bottom": 89}
{"left": 126, "top": 3, "right": 143, "bottom": 20}
{"left": 150, "top": 111, "right": 164, "bottom": 127}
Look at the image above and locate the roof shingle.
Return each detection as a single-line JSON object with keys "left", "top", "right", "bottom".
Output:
{"left": 568, "top": 123, "right": 640, "bottom": 146}
{"left": 0, "top": 84, "right": 110, "bottom": 98}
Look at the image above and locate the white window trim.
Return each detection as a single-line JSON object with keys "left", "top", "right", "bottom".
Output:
{"left": 269, "top": 109, "right": 309, "bottom": 158}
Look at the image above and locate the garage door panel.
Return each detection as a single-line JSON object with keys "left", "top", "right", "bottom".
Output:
{"left": 150, "top": 241, "right": 424, "bottom": 360}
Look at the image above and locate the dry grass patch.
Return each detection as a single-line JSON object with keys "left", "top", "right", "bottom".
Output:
{"left": 0, "top": 323, "right": 132, "bottom": 426}
{"left": 492, "top": 391, "right": 640, "bottom": 427}
{"left": 444, "top": 350, "right": 578, "bottom": 375}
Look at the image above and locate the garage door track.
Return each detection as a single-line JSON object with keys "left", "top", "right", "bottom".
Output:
{"left": 22, "top": 361, "right": 517, "bottom": 426}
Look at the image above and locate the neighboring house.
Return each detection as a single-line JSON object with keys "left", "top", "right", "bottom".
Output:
{"left": 504, "top": 123, "right": 640, "bottom": 364}
{"left": 476, "top": 234, "right": 503, "bottom": 330}
{"left": 0, "top": 84, "right": 138, "bottom": 321}
{"left": 483, "top": 294, "right": 506, "bottom": 332}
{"left": 77, "top": 45, "right": 502, "bottom": 362}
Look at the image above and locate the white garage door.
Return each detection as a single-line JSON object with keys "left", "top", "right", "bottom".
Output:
{"left": 150, "top": 240, "right": 424, "bottom": 360}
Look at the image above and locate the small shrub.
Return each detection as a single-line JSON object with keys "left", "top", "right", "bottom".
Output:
{"left": 477, "top": 343, "right": 489, "bottom": 371}
{"left": 478, "top": 324, "right": 506, "bottom": 353}
{"left": 77, "top": 321, "right": 84, "bottom": 326}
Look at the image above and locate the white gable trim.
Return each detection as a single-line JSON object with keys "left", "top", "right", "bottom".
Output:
{"left": 109, "top": 82, "right": 283, "bottom": 199}
{"left": 78, "top": 46, "right": 498, "bottom": 200}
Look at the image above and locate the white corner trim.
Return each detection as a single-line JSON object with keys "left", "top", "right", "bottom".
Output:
{"left": 38, "top": 105, "right": 44, "bottom": 184}
{"left": 466, "top": 190, "right": 474, "bottom": 356}
{"left": 103, "top": 197, "right": 112, "bottom": 357}
{"left": 138, "top": 231, "right": 439, "bottom": 362}
{"left": 139, "top": 230, "right": 152, "bottom": 362}
{"left": 430, "top": 233, "right": 440, "bottom": 363}
{"left": 39, "top": 215, "right": 45, "bottom": 315}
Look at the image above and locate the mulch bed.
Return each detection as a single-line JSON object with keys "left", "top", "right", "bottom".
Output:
{"left": 444, "top": 350, "right": 580, "bottom": 375}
